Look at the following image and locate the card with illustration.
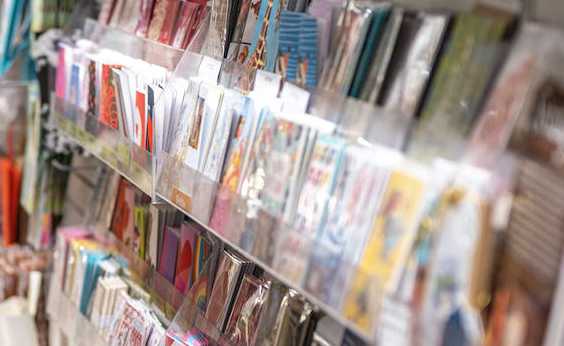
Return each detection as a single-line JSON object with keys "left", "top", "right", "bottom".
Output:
{"left": 343, "top": 167, "right": 427, "bottom": 333}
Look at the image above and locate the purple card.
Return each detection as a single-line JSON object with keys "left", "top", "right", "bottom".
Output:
{"left": 158, "top": 226, "right": 180, "bottom": 283}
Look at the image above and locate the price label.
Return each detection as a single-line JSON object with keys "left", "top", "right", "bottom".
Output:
{"left": 281, "top": 83, "right": 310, "bottom": 114}
{"left": 171, "top": 187, "right": 192, "bottom": 213}
{"left": 254, "top": 70, "right": 281, "bottom": 99}
{"left": 198, "top": 56, "right": 222, "bottom": 84}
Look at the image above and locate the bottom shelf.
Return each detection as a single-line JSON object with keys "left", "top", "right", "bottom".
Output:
{"left": 47, "top": 280, "right": 106, "bottom": 346}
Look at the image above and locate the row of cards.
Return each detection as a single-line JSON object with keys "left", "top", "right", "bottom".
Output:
{"left": 56, "top": 4, "right": 512, "bottom": 161}
{"left": 55, "top": 41, "right": 169, "bottom": 152}
{"left": 196, "top": 0, "right": 514, "bottom": 160}
{"left": 75, "top": 0, "right": 513, "bottom": 155}
{"left": 98, "top": 0, "right": 208, "bottom": 50}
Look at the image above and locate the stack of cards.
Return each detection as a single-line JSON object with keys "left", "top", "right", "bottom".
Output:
{"left": 276, "top": 11, "right": 319, "bottom": 88}
{"left": 111, "top": 179, "right": 152, "bottom": 257}
{"left": 227, "top": 0, "right": 263, "bottom": 63}
{"left": 90, "top": 276, "right": 129, "bottom": 336}
{"left": 205, "top": 249, "right": 254, "bottom": 332}
{"left": 108, "top": 291, "right": 166, "bottom": 346}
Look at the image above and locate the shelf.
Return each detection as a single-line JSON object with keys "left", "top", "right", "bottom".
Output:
{"left": 72, "top": 18, "right": 184, "bottom": 70}
{"left": 155, "top": 152, "right": 380, "bottom": 344}
{"left": 46, "top": 279, "right": 106, "bottom": 346}
{"left": 50, "top": 95, "right": 153, "bottom": 196}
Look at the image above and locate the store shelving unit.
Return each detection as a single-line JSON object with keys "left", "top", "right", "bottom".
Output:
{"left": 48, "top": 29, "right": 395, "bottom": 341}
{"left": 46, "top": 2, "right": 525, "bottom": 343}
{"left": 38, "top": 0, "right": 564, "bottom": 345}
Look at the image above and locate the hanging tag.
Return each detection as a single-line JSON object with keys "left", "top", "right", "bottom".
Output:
{"left": 198, "top": 56, "right": 222, "bottom": 84}
{"left": 171, "top": 187, "right": 192, "bottom": 213}
{"left": 280, "top": 83, "right": 310, "bottom": 114}
{"left": 253, "top": 70, "right": 281, "bottom": 99}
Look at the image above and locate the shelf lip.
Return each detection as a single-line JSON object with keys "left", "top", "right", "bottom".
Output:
{"left": 80, "top": 18, "right": 184, "bottom": 70}
{"left": 156, "top": 192, "right": 376, "bottom": 345}
{"left": 50, "top": 97, "right": 153, "bottom": 196}
{"left": 56, "top": 123, "right": 152, "bottom": 195}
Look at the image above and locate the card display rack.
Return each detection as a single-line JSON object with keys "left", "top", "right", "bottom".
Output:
{"left": 48, "top": 29, "right": 419, "bottom": 343}
{"left": 38, "top": 0, "right": 564, "bottom": 345}
{"left": 47, "top": 7, "right": 484, "bottom": 345}
{"left": 49, "top": 67, "right": 396, "bottom": 345}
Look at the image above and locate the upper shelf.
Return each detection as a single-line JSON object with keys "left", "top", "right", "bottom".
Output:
{"left": 64, "top": 18, "right": 185, "bottom": 70}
